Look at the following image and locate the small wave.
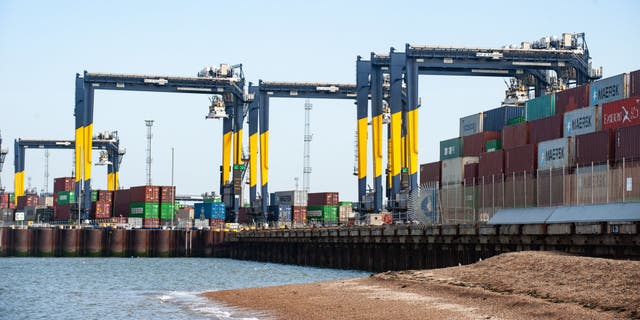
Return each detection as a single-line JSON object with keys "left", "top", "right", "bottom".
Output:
{"left": 154, "top": 290, "right": 261, "bottom": 320}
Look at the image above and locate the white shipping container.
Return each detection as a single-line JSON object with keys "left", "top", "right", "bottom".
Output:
{"left": 38, "top": 196, "right": 54, "bottom": 207}
{"left": 274, "top": 190, "right": 308, "bottom": 206}
{"left": 128, "top": 217, "right": 143, "bottom": 228}
{"left": 537, "top": 137, "right": 575, "bottom": 170}
{"left": 176, "top": 208, "right": 194, "bottom": 220}
{"left": 366, "top": 213, "right": 384, "bottom": 226}
{"left": 441, "top": 157, "right": 479, "bottom": 185}
{"left": 193, "top": 218, "right": 210, "bottom": 228}
{"left": 564, "top": 105, "right": 601, "bottom": 137}
{"left": 459, "top": 113, "right": 484, "bottom": 137}
{"left": 338, "top": 205, "right": 353, "bottom": 221}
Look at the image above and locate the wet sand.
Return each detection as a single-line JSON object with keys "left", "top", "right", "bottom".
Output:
{"left": 203, "top": 252, "right": 640, "bottom": 319}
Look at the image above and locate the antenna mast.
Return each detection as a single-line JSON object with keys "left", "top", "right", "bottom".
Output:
{"left": 303, "top": 100, "right": 312, "bottom": 192}
{"left": 145, "top": 120, "right": 154, "bottom": 185}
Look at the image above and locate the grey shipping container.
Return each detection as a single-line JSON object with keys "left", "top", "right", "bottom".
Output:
{"left": 538, "top": 137, "right": 575, "bottom": 171}
{"left": 564, "top": 105, "right": 601, "bottom": 137}
{"left": 590, "top": 73, "right": 628, "bottom": 106}
{"left": 459, "top": 113, "right": 484, "bottom": 137}
{"left": 441, "top": 157, "right": 479, "bottom": 185}
{"left": 483, "top": 106, "right": 524, "bottom": 132}
{"left": 440, "top": 137, "right": 463, "bottom": 160}
{"left": 273, "top": 190, "right": 308, "bottom": 206}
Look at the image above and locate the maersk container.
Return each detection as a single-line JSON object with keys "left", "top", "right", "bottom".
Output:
{"left": 440, "top": 137, "right": 463, "bottom": 160}
{"left": 459, "top": 113, "right": 484, "bottom": 137}
{"left": 590, "top": 73, "right": 628, "bottom": 106}
{"left": 555, "top": 84, "right": 590, "bottom": 114}
{"left": 616, "top": 123, "right": 640, "bottom": 161}
{"left": 538, "top": 137, "right": 575, "bottom": 171}
{"left": 529, "top": 114, "right": 563, "bottom": 145}
{"left": 441, "top": 157, "right": 479, "bottom": 185}
{"left": 575, "top": 130, "right": 614, "bottom": 166}
{"left": 564, "top": 105, "right": 601, "bottom": 137}
{"left": 420, "top": 161, "right": 441, "bottom": 185}
{"left": 483, "top": 106, "right": 524, "bottom": 132}
{"left": 526, "top": 94, "right": 556, "bottom": 121}
{"left": 602, "top": 97, "right": 640, "bottom": 130}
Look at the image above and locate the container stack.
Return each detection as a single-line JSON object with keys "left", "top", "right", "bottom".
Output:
{"left": 53, "top": 177, "right": 75, "bottom": 221}
{"left": 272, "top": 190, "right": 307, "bottom": 225}
{"left": 307, "top": 192, "right": 339, "bottom": 225}
{"left": 129, "top": 186, "right": 160, "bottom": 228}
{"left": 194, "top": 200, "right": 225, "bottom": 227}
{"left": 159, "top": 186, "right": 176, "bottom": 226}
{"left": 90, "top": 190, "right": 113, "bottom": 220}
{"left": 0, "top": 193, "right": 15, "bottom": 222}
{"left": 337, "top": 201, "right": 354, "bottom": 225}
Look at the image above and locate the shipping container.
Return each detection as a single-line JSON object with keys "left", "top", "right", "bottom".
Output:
{"left": 506, "top": 116, "right": 525, "bottom": 126}
{"left": 505, "top": 144, "right": 537, "bottom": 175}
{"left": 575, "top": 130, "right": 614, "bottom": 166}
{"left": 590, "top": 73, "right": 628, "bottom": 106}
{"left": 463, "top": 131, "right": 500, "bottom": 157}
{"left": 307, "top": 205, "right": 338, "bottom": 222}
{"left": 113, "top": 189, "right": 131, "bottom": 216}
{"left": 564, "top": 105, "right": 601, "bottom": 136}
{"left": 129, "top": 186, "right": 160, "bottom": 203}
{"left": 459, "top": 113, "right": 484, "bottom": 137}
{"left": 128, "top": 217, "right": 143, "bottom": 228}
{"left": 54, "top": 204, "right": 72, "bottom": 221}
{"left": 273, "top": 190, "right": 308, "bottom": 206}
{"left": 193, "top": 202, "right": 225, "bottom": 220}
{"left": 0, "top": 208, "right": 14, "bottom": 222}
{"left": 292, "top": 206, "right": 307, "bottom": 223}
{"left": 483, "top": 106, "right": 524, "bottom": 132}
{"left": 176, "top": 207, "right": 194, "bottom": 220}
{"left": 555, "top": 84, "right": 590, "bottom": 114}
{"left": 53, "top": 177, "right": 75, "bottom": 193}
{"left": 420, "top": 161, "right": 441, "bottom": 185}
{"left": 485, "top": 139, "right": 502, "bottom": 152}
{"left": 503, "top": 173, "right": 536, "bottom": 208}
{"left": 529, "top": 114, "right": 563, "bottom": 144}
{"left": 538, "top": 137, "right": 575, "bottom": 171}
{"left": 90, "top": 200, "right": 112, "bottom": 219}
{"left": 602, "top": 97, "right": 640, "bottom": 130}
{"left": 463, "top": 163, "right": 479, "bottom": 183}
{"left": 159, "top": 186, "right": 176, "bottom": 203}
{"left": 17, "top": 194, "right": 39, "bottom": 209}
{"left": 441, "top": 157, "right": 479, "bottom": 185}
{"left": 440, "top": 137, "right": 463, "bottom": 160}
{"left": 307, "top": 192, "right": 339, "bottom": 206}
{"left": 631, "top": 70, "right": 640, "bottom": 98}
{"left": 526, "top": 94, "right": 555, "bottom": 121}
{"left": 479, "top": 150, "right": 504, "bottom": 179}
{"left": 501, "top": 122, "right": 529, "bottom": 149}
{"left": 38, "top": 196, "right": 54, "bottom": 207}
{"left": 129, "top": 202, "right": 160, "bottom": 219}
{"left": 575, "top": 164, "right": 611, "bottom": 204}
{"left": 56, "top": 191, "right": 76, "bottom": 205}
{"left": 338, "top": 205, "right": 354, "bottom": 222}
{"left": 536, "top": 169, "right": 571, "bottom": 207}
{"left": 615, "top": 123, "right": 640, "bottom": 161}
{"left": 159, "top": 202, "right": 177, "bottom": 219}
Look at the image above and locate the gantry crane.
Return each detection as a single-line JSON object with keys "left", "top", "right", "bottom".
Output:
{"left": 74, "top": 64, "right": 252, "bottom": 219}
{"left": 0, "top": 131, "right": 8, "bottom": 192}
{"left": 358, "top": 33, "right": 601, "bottom": 218}
{"left": 13, "top": 132, "right": 124, "bottom": 204}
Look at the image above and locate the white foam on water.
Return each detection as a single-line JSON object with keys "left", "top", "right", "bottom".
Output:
{"left": 154, "top": 290, "right": 261, "bottom": 320}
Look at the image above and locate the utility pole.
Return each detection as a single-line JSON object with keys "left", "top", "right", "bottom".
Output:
{"left": 145, "top": 120, "right": 154, "bottom": 185}
{"left": 44, "top": 150, "right": 49, "bottom": 194}
{"left": 302, "top": 99, "right": 312, "bottom": 193}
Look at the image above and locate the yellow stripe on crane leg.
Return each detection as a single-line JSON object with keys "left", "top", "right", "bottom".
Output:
{"left": 75, "top": 126, "right": 84, "bottom": 183}
{"left": 14, "top": 171, "right": 24, "bottom": 203}
{"left": 408, "top": 108, "right": 419, "bottom": 177}
{"left": 260, "top": 131, "right": 269, "bottom": 187}
{"left": 390, "top": 111, "right": 402, "bottom": 177}
{"left": 372, "top": 115, "right": 383, "bottom": 179}
{"left": 357, "top": 117, "right": 368, "bottom": 180}
{"left": 249, "top": 133, "right": 258, "bottom": 188}
{"left": 84, "top": 123, "right": 93, "bottom": 181}
{"left": 222, "top": 131, "right": 232, "bottom": 184}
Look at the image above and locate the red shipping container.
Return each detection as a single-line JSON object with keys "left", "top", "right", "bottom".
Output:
{"left": 529, "top": 114, "right": 563, "bottom": 144}
{"left": 143, "top": 218, "right": 160, "bottom": 228}
{"left": 575, "top": 130, "right": 614, "bottom": 166}
{"left": 113, "top": 189, "right": 131, "bottom": 217}
{"left": 54, "top": 177, "right": 75, "bottom": 193}
{"left": 502, "top": 122, "right": 529, "bottom": 149}
{"left": 159, "top": 186, "right": 176, "bottom": 203}
{"left": 210, "top": 219, "right": 225, "bottom": 228}
{"left": 17, "top": 194, "right": 39, "bottom": 210}
{"left": 237, "top": 207, "right": 251, "bottom": 224}
{"left": 616, "top": 124, "right": 640, "bottom": 161}
{"left": 505, "top": 144, "right": 537, "bottom": 175}
{"left": 307, "top": 192, "right": 339, "bottom": 206}
{"left": 602, "top": 97, "right": 640, "bottom": 130}
{"left": 91, "top": 200, "right": 112, "bottom": 219}
{"left": 630, "top": 70, "right": 640, "bottom": 98}
{"left": 292, "top": 206, "right": 307, "bottom": 223}
{"left": 96, "top": 190, "right": 113, "bottom": 203}
{"left": 463, "top": 163, "right": 479, "bottom": 183}
{"left": 54, "top": 204, "right": 72, "bottom": 220}
{"left": 479, "top": 150, "right": 504, "bottom": 179}
{"left": 463, "top": 131, "right": 501, "bottom": 157}
{"left": 420, "top": 161, "right": 441, "bottom": 185}
{"left": 129, "top": 186, "right": 160, "bottom": 203}
{"left": 555, "top": 84, "right": 590, "bottom": 114}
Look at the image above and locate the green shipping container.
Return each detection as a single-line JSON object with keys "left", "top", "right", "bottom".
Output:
{"left": 307, "top": 205, "right": 338, "bottom": 222}
{"left": 440, "top": 137, "right": 463, "bottom": 160}
{"left": 525, "top": 94, "right": 556, "bottom": 121}
{"left": 506, "top": 116, "right": 525, "bottom": 126}
{"left": 338, "top": 201, "right": 352, "bottom": 207}
{"left": 91, "top": 190, "right": 98, "bottom": 202}
{"left": 159, "top": 202, "right": 177, "bottom": 219}
{"left": 9, "top": 193, "right": 15, "bottom": 202}
{"left": 57, "top": 191, "right": 76, "bottom": 205}
{"left": 203, "top": 197, "right": 222, "bottom": 203}
{"left": 485, "top": 139, "right": 502, "bottom": 152}
{"left": 129, "top": 202, "right": 159, "bottom": 218}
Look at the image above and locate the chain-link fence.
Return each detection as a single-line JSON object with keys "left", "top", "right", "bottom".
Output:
{"left": 428, "top": 157, "right": 640, "bottom": 225}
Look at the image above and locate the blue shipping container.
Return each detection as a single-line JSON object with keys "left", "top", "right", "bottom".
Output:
{"left": 483, "top": 106, "right": 524, "bottom": 132}
{"left": 194, "top": 202, "right": 226, "bottom": 220}
{"left": 266, "top": 205, "right": 292, "bottom": 222}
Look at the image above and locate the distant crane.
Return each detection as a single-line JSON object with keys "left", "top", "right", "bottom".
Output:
{"left": 303, "top": 99, "right": 312, "bottom": 193}
{"left": 43, "top": 150, "right": 49, "bottom": 194}
{"left": 145, "top": 120, "right": 154, "bottom": 185}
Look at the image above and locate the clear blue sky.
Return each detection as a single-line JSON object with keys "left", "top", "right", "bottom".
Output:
{"left": 1, "top": 0, "right": 638, "bottom": 201}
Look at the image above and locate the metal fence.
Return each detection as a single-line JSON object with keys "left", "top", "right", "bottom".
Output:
{"left": 430, "top": 158, "right": 640, "bottom": 225}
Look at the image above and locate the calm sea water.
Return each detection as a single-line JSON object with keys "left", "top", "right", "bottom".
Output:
{"left": 0, "top": 258, "right": 369, "bottom": 319}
